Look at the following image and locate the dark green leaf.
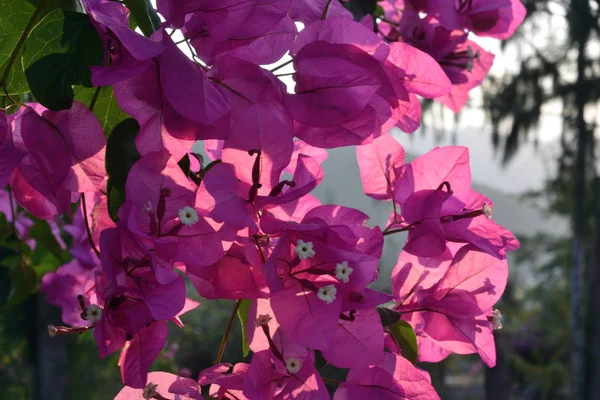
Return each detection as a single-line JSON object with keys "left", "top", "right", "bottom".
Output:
{"left": 22, "top": 9, "right": 103, "bottom": 110}
{"left": 377, "top": 306, "right": 401, "bottom": 327}
{"left": 57, "top": 0, "right": 84, "bottom": 12}
{"left": 237, "top": 299, "right": 252, "bottom": 357}
{"left": 388, "top": 320, "right": 418, "bottom": 364}
{"left": 105, "top": 118, "right": 141, "bottom": 221}
{"left": 0, "top": 212, "right": 10, "bottom": 242}
{"left": 106, "top": 180, "right": 126, "bottom": 221}
{"left": 0, "top": 0, "right": 61, "bottom": 95}
{"left": 123, "top": 0, "right": 160, "bottom": 37}
{"left": 75, "top": 85, "right": 130, "bottom": 136}
{"left": 7, "top": 264, "right": 37, "bottom": 307}
{"left": 33, "top": 253, "right": 63, "bottom": 279}
{"left": 0, "top": 255, "right": 20, "bottom": 269}
{"left": 178, "top": 154, "right": 191, "bottom": 177}
{"left": 28, "top": 219, "right": 65, "bottom": 261}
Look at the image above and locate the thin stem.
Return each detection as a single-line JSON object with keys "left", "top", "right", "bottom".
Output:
{"left": 382, "top": 208, "right": 486, "bottom": 236}
{"left": 253, "top": 234, "right": 267, "bottom": 263}
{"left": 210, "top": 77, "right": 252, "bottom": 102}
{"left": 322, "top": 377, "right": 342, "bottom": 385}
{"left": 275, "top": 72, "right": 295, "bottom": 77}
{"left": 392, "top": 200, "right": 398, "bottom": 222}
{"left": 2, "top": 85, "right": 22, "bottom": 107}
{"left": 383, "top": 222, "right": 418, "bottom": 236}
{"left": 80, "top": 194, "right": 101, "bottom": 258}
{"left": 270, "top": 59, "right": 293, "bottom": 73}
{"left": 214, "top": 300, "right": 242, "bottom": 365}
{"left": 88, "top": 86, "right": 102, "bottom": 112}
{"left": 48, "top": 324, "right": 94, "bottom": 337}
{"left": 184, "top": 40, "right": 209, "bottom": 71}
{"left": 379, "top": 17, "right": 400, "bottom": 26}
{"left": 320, "top": 0, "right": 333, "bottom": 20}
{"left": 7, "top": 188, "right": 24, "bottom": 264}
{"left": 0, "top": 0, "right": 47, "bottom": 89}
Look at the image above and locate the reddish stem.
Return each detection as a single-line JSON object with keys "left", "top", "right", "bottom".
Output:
{"left": 81, "top": 194, "right": 101, "bottom": 258}
{"left": 214, "top": 300, "right": 242, "bottom": 365}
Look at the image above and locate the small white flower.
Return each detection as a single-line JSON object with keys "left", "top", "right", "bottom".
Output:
{"left": 492, "top": 309, "right": 503, "bottom": 330}
{"left": 294, "top": 239, "right": 315, "bottom": 259}
{"left": 285, "top": 356, "right": 302, "bottom": 374}
{"left": 178, "top": 206, "right": 199, "bottom": 226}
{"left": 85, "top": 304, "right": 102, "bottom": 323}
{"left": 142, "top": 201, "right": 153, "bottom": 213}
{"left": 317, "top": 284, "right": 337, "bottom": 304}
{"left": 335, "top": 261, "right": 353, "bottom": 283}
{"left": 482, "top": 203, "right": 493, "bottom": 220}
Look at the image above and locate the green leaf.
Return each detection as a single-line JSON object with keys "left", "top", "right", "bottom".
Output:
{"left": 57, "top": 0, "right": 84, "bottom": 12}
{"left": 0, "top": 0, "right": 60, "bottom": 95}
{"left": 7, "top": 264, "right": 37, "bottom": 307}
{"left": 123, "top": 0, "right": 160, "bottom": 37}
{"left": 388, "top": 320, "right": 418, "bottom": 365}
{"left": 106, "top": 181, "right": 126, "bottom": 221}
{"left": 377, "top": 306, "right": 401, "bottom": 327}
{"left": 33, "top": 254, "right": 62, "bottom": 279}
{"left": 0, "top": 255, "right": 20, "bottom": 269}
{"left": 28, "top": 218, "right": 66, "bottom": 263}
{"left": 22, "top": 9, "right": 103, "bottom": 110}
{"left": 75, "top": 85, "right": 130, "bottom": 136}
{"left": 178, "top": 154, "right": 191, "bottom": 176}
{"left": 237, "top": 299, "right": 252, "bottom": 357}
{"left": 105, "top": 118, "right": 141, "bottom": 221}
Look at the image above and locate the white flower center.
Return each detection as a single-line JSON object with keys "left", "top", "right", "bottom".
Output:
{"left": 317, "top": 284, "right": 337, "bottom": 304}
{"left": 285, "top": 356, "right": 302, "bottom": 374}
{"left": 335, "top": 261, "right": 353, "bottom": 283}
{"left": 142, "top": 201, "right": 153, "bottom": 213}
{"left": 85, "top": 304, "right": 102, "bottom": 323}
{"left": 178, "top": 206, "right": 199, "bottom": 226}
{"left": 492, "top": 309, "right": 503, "bottom": 330}
{"left": 294, "top": 239, "right": 315, "bottom": 259}
{"left": 482, "top": 203, "right": 493, "bottom": 220}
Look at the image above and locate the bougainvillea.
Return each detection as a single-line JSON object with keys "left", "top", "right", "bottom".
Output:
{"left": 0, "top": 0, "right": 525, "bottom": 398}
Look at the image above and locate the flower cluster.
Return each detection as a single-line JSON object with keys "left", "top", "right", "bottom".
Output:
{"left": 0, "top": 0, "right": 525, "bottom": 398}
{"left": 378, "top": 0, "right": 526, "bottom": 112}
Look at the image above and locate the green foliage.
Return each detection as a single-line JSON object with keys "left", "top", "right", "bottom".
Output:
{"left": 105, "top": 118, "right": 142, "bottom": 221}
{"left": 376, "top": 306, "right": 401, "bottom": 327}
{"left": 6, "top": 264, "right": 37, "bottom": 307}
{"left": 388, "top": 319, "right": 418, "bottom": 364}
{"left": 23, "top": 9, "right": 103, "bottom": 110}
{"left": 237, "top": 299, "right": 252, "bottom": 357}
{"left": 0, "top": 0, "right": 54, "bottom": 95}
{"left": 170, "top": 296, "right": 247, "bottom": 379}
{"left": 0, "top": 0, "right": 84, "bottom": 97}
{"left": 75, "top": 85, "right": 130, "bottom": 136}
{"left": 122, "top": 0, "right": 160, "bottom": 37}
